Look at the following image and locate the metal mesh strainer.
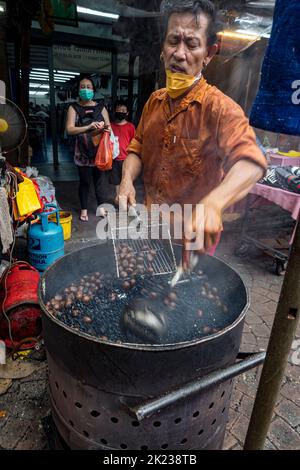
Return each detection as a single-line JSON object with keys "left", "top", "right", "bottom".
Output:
{"left": 109, "top": 212, "right": 177, "bottom": 278}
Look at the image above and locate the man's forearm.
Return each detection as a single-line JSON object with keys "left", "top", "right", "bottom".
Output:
{"left": 203, "top": 159, "right": 264, "bottom": 212}
{"left": 122, "top": 153, "right": 142, "bottom": 182}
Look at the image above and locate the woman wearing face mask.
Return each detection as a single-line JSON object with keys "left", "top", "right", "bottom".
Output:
{"left": 66, "top": 74, "right": 111, "bottom": 222}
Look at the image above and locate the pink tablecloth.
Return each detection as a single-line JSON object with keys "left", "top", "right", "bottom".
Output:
{"left": 250, "top": 183, "right": 300, "bottom": 221}
{"left": 269, "top": 154, "right": 300, "bottom": 167}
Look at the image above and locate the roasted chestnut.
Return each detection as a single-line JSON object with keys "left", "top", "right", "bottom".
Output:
{"left": 82, "top": 295, "right": 91, "bottom": 304}
{"left": 123, "top": 281, "right": 131, "bottom": 290}
{"left": 168, "top": 292, "right": 177, "bottom": 302}
{"left": 83, "top": 316, "right": 93, "bottom": 324}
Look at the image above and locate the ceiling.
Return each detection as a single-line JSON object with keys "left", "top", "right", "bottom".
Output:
{"left": 75, "top": 0, "right": 275, "bottom": 32}
{"left": 76, "top": 0, "right": 160, "bottom": 19}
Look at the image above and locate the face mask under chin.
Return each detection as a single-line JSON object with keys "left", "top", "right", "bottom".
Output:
{"left": 166, "top": 69, "right": 202, "bottom": 99}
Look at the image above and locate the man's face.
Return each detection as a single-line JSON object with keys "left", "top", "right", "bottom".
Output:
{"left": 163, "top": 12, "right": 215, "bottom": 76}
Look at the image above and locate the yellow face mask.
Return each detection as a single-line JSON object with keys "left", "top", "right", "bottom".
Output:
{"left": 166, "top": 69, "right": 202, "bottom": 99}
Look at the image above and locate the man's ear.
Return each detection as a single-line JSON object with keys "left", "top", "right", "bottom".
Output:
{"left": 205, "top": 43, "right": 219, "bottom": 66}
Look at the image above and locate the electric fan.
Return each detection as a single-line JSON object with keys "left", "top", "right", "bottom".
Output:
{"left": 0, "top": 97, "right": 27, "bottom": 158}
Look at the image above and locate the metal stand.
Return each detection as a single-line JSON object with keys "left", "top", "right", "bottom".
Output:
{"left": 244, "top": 216, "right": 300, "bottom": 449}
{"left": 235, "top": 193, "right": 289, "bottom": 275}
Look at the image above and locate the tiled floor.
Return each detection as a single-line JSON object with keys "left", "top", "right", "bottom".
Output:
{"left": 31, "top": 137, "right": 73, "bottom": 166}
{"left": 35, "top": 162, "right": 79, "bottom": 182}
{"left": 31, "top": 137, "right": 78, "bottom": 182}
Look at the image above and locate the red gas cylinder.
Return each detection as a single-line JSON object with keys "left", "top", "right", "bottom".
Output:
{"left": 0, "top": 262, "right": 42, "bottom": 349}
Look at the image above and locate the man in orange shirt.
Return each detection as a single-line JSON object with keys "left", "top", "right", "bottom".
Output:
{"left": 118, "top": 0, "right": 267, "bottom": 253}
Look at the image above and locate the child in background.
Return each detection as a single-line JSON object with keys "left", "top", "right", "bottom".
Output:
{"left": 110, "top": 101, "right": 135, "bottom": 203}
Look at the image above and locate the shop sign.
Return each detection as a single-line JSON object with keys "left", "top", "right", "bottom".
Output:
{"left": 53, "top": 45, "right": 111, "bottom": 73}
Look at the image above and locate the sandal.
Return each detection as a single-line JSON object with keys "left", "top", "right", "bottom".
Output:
{"left": 79, "top": 214, "right": 89, "bottom": 222}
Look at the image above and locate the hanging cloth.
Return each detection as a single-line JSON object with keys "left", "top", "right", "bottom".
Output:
{"left": 0, "top": 188, "right": 13, "bottom": 253}
{"left": 250, "top": 0, "right": 300, "bottom": 136}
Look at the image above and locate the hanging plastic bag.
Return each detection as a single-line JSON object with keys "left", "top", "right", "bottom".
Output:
{"left": 16, "top": 177, "right": 42, "bottom": 216}
{"left": 13, "top": 169, "right": 43, "bottom": 219}
{"left": 110, "top": 128, "right": 120, "bottom": 160}
{"left": 33, "top": 175, "right": 59, "bottom": 207}
{"left": 95, "top": 131, "right": 113, "bottom": 171}
{"left": 92, "top": 129, "right": 119, "bottom": 159}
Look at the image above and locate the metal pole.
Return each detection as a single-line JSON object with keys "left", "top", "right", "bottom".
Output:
{"left": 48, "top": 46, "right": 59, "bottom": 169}
{"left": 244, "top": 217, "right": 300, "bottom": 449}
{"left": 128, "top": 54, "right": 135, "bottom": 121}
{"left": 0, "top": 80, "right": 5, "bottom": 101}
{"left": 111, "top": 50, "right": 118, "bottom": 104}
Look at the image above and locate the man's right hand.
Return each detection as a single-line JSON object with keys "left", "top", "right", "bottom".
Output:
{"left": 117, "top": 178, "right": 136, "bottom": 211}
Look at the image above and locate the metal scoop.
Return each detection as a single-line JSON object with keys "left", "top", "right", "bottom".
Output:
{"left": 170, "top": 245, "right": 199, "bottom": 287}
{"left": 121, "top": 298, "right": 168, "bottom": 343}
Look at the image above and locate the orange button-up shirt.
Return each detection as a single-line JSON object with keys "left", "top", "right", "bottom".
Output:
{"left": 128, "top": 77, "right": 267, "bottom": 207}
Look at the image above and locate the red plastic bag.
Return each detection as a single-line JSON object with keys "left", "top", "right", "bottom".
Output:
{"left": 95, "top": 132, "right": 113, "bottom": 171}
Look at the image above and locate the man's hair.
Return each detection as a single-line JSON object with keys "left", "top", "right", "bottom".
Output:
{"left": 78, "top": 74, "right": 96, "bottom": 91}
{"left": 160, "top": 0, "right": 224, "bottom": 46}
{"left": 114, "top": 100, "right": 129, "bottom": 111}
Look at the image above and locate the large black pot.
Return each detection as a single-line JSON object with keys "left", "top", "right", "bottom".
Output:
{"left": 39, "top": 242, "right": 264, "bottom": 450}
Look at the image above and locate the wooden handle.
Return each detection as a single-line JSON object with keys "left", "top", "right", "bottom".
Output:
{"left": 182, "top": 243, "right": 191, "bottom": 270}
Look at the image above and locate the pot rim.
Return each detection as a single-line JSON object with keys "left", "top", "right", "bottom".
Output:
{"left": 39, "top": 243, "right": 250, "bottom": 352}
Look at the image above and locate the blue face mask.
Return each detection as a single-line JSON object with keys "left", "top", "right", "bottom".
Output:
{"left": 79, "top": 88, "right": 94, "bottom": 101}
